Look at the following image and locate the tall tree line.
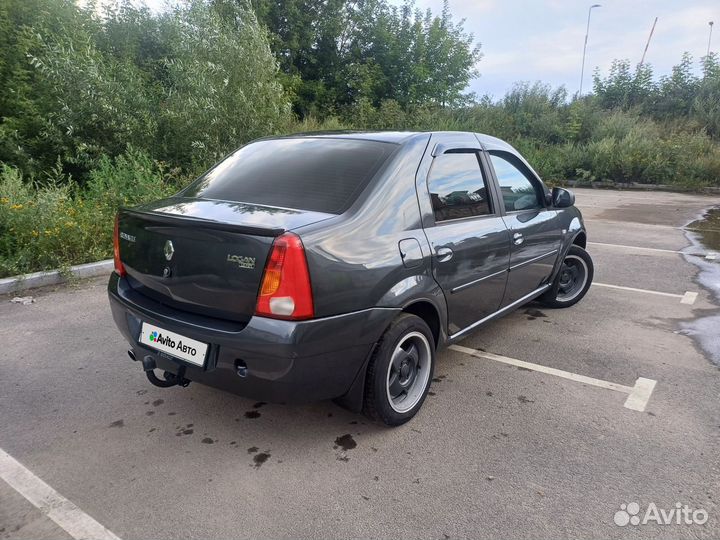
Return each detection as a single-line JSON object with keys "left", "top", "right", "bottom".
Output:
{"left": 0, "top": 0, "right": 481, "bottom": 180}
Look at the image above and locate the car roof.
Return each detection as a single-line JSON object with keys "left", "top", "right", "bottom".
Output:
{"left": 266, "top": 131, "right": 420, "bottom": 144}
{"left": 265, "top": 131, "right": 518, "bottom": 150}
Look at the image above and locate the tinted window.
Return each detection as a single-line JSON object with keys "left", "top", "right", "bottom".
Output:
{"left": 427, "top": 153, "right": 492, "bottom": 222}
{"left": 182, "top": 138, "right": 395, "bottom": 214}
{"left": 489, "top": 152, "right": 544, "bottom": 212}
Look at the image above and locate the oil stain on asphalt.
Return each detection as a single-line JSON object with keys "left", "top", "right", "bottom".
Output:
{"left": 253, "top": 452, "right": 271, "bottom": 468}
{"left": 524, "top": 307, "right": 548, "bottom": 320}
{"left": 246, "top": 446, "right": 271, "bottom": 468}
{"left": 334, "top": 434, "right": 357, "bottom": 462}
{"left": 334, "top": 434, "right": 357, "bottom": 451}
{"left": 245, "top": 410, "right": 261, "bottom": 419}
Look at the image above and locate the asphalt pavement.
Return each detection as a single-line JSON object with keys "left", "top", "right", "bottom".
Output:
{"left": 1, "top": 188, "right": 719, "bottom": 540}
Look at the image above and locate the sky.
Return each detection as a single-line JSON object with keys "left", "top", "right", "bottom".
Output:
{"left": 134, "top": 0, "right": 718, "bottom": 98}
{"left": 401, "top": 0, "right": 719, "bottom": 98}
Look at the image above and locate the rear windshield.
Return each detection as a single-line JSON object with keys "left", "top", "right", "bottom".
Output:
{"left": 181, "top": 138, "right": 396, "bottom": 214}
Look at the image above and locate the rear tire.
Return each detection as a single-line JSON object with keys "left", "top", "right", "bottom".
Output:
{"left": 539, "top": 245, "right": 594, "bottom": 308}
{"left": 363, "top": 313, "right": 435, "bottom": 426}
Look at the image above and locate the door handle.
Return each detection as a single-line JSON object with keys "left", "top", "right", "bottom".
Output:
{"left": 435, "top": 247, "right": 454, "bottom": 262}
{"left": 513, "top": 233, "right": 524, "bottom": 245}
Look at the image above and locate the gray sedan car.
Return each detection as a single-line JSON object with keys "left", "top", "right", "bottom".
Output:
{"left": 108, "top": 131, "right": 593, "bottom": 425}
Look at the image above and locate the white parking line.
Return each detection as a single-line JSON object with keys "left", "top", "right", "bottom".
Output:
{"left": 592, "top": 282, "right": 697, "bottom": 304}
{"left": 624, "top": 378, "right": 658, "bottom": 412}
{"left": 0, "top": 449, "right": 122, "bottom": 540}
{"left": 588, "top": 241, "right": 683, "bottom": 254}
{"left": 449, "top": 344, "right": 657, "bottom": 412}
{"left": 587, "top": 241, "right": 715, "bottom": 259}
{"left": 584, "top": 218, "right": 681, "bottom": 230}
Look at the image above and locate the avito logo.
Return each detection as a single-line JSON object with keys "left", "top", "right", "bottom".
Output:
{"left": 150, "top": 332, "right": 176, "bottom": 348}
{"left": 148, "top": 330, "right": 197, "bottom": 357}
{"left": 614, "top": 502, "right": 708, "bottom": 527}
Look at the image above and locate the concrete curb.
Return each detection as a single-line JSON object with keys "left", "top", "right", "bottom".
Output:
{"left": 562, "top": 180, "right": 720, "bottom": 194}
{"left": 0, "top": 260, "right": 113, "bottom": 295}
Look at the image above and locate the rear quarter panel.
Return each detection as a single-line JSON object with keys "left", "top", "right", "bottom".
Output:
{"left": 295, "top": 134, "right": 446, "bottom": 321}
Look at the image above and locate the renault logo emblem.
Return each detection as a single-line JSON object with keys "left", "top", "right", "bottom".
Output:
{"left": 164, "top": 240, "right": 174, "bottom": 261}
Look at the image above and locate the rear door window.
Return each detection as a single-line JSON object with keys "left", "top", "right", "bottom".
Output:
{"left": 182, "top": 138, "right": 396, "bottom": 214}
{"left": 426, "top": 153, "right": 493, "bottom": 222}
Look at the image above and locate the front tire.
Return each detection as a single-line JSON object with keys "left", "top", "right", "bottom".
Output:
{"left": 363, "top": 313, "right": 435, "bottom": 426}
{"left": 539, "top": 245, "right": 594, "bottom": 308}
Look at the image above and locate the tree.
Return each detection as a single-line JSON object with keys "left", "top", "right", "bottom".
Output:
{"left": 654, "top": 52, "right": 698, "bottom": 118}
{"left": 0, "top": 0, "right": 93, "bottom": 178}
{"left": 592, "top": 59, "right": 655, "bottom": 110}
{"left": 0, "top": 0, "right": 291, "bottom": 180}
{"left": 693, "top": 53, "right": 720, "bottom": 137}
{"left": 157, "top": 0, "right": 291, "bottom": 166}
{"left": 243, "top": 0, "right": 481, "bottom": 114}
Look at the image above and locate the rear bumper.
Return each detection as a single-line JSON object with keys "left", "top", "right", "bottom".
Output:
{"left": 108, "top": 274, "right": 398, "bottom": 404}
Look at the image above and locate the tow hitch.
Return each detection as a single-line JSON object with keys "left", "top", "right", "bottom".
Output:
{"left": 128, "top": 349, "right": 192, "bottom": 388}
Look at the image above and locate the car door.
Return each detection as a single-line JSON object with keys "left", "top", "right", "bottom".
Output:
{"left": 420, "top": 144, "right": 511, "bottom": 337}
{"left": 487, "top": 150, "right": 562, "bottom": 306}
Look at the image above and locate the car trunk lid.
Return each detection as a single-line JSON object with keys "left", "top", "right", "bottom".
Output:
{"left": 116, "top": 198, "right": 333, "bottom": 322}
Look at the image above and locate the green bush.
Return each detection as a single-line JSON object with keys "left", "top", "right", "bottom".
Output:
{"left": 0, "top": 150, "right": 178, "bottom": 277}
{"left": 0, "top": 164, "right": 88, "bottom": 276}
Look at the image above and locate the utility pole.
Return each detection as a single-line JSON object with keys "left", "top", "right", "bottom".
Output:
{"left": 639, "top": 17, "right": 658, "bottom": 67}
{"left": 580, "top": 4, "right": 601, "bottom": 95}
{"left": 708, "top": 21, "right": 714, "bottom": 57}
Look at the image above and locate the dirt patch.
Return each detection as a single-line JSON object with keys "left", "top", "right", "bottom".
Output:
{"left": 597, "top": 202, "right": 702, "bottom": 227}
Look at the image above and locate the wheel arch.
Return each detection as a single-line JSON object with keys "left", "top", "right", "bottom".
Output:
{"left": 334, "top": 298, "right": 444, "bottom": 413}
{"left": 402, "top": 300, "right": 441, "bottom": 349}
{"left": 572, "top": 231, "right": 587, "bottom": 249}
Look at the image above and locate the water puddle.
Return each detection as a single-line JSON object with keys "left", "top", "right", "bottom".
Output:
{"left": 680, "top": 207, "right": 720, "bottom": 366}
{"left": 686, "top": 208, "right": 720, "bottom": 252}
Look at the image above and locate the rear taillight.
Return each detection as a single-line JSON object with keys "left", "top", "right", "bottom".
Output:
{"left": 113, "top": 214, "right": 126, "bottom": 277}
{"left": 255, "top": 232, "right": 314, "bottom": 320}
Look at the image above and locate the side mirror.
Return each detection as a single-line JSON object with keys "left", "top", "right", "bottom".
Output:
{"left": 551, "top": 187, "right": 575, "bottom": 208}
